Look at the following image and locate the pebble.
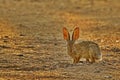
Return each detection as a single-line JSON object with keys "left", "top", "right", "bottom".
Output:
{"left": 104, "top": 75, "right": 112, "bottom": 79}
{"left": 94, "top": 70, "right": 100, "bottom": 73}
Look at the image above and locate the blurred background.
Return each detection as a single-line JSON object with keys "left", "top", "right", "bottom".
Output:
{"left": 0, "top": 0, "right": 120, "bottom": 80}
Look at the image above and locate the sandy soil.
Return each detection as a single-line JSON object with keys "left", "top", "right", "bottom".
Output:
{"left": 0, "top": 0, "right": 120, "bottom": 80}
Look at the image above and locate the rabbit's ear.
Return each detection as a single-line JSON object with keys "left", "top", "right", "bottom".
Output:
{"left": 63, "top": 27, "right": 70, "bottom": 40}
{"left": 72, "top": 27, "right": 79, "bottom": 40}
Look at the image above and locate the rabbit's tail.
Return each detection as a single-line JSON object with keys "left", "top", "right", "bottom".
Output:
{"left": 96, "top": 53, "right": 102, "bottom": 61}
{"left": 89, "top": 45, "right": 102, "bottom": 61}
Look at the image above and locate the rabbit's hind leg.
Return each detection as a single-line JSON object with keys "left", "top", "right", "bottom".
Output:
{"left": 90, "top": 57, "right": 95, "bottom": 63}
{"left": 73, "top": 56, "right": 81, "bottom": 64}
{"left": 86, "top": 58, "right": 90, "bottom": 62}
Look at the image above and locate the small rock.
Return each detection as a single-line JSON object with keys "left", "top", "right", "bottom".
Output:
{"left": 4, "top": 36, "right": 9, "bottom": 38}
{"left": 54, "top": 43, "right": 57, "bottom": 45}
{"left": 116, "top": 40, "right": 119, "bottom": 43}
{"left": 94, "top": 70, "right": 100, "bottom": 73}
{"left": 101, "top": 39, "right": 104, "bottom": 43}
{"left": 19, "top": 34, "right": 25, "bottom": 36}
{"left": 104, "top": 75, "right": 112, "bottom": 79}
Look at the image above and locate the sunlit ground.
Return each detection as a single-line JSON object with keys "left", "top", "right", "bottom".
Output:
{"left": 0, "top": 0, "right": 120, "bottom": 80}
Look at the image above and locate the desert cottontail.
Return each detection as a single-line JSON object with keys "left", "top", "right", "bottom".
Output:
{"left": 63, "top": 27, "right": 102, "bottom": 63}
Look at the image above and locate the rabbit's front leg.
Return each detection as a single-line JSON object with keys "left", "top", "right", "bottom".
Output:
{"left": 73, "top": 56, "right": 80, "bottom": 63}
{"left": 90, "top": 57, "right": 95, "bottom": 63}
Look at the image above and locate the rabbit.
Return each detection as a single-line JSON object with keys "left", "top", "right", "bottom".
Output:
{"left": 63, "top": 27, "right": 102, "bottom": 63}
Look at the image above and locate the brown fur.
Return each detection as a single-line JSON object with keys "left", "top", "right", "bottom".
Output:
{"left": 63, "top": 27, "right": 102, "bottom": 63}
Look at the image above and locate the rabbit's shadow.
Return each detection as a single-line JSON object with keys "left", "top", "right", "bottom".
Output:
{"left": 51, "top": 61, "right": 90, "bottom": 70}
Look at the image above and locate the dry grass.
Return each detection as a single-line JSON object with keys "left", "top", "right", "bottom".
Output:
{"left": 0, "top": 0, "right": 120, "bottom": 80}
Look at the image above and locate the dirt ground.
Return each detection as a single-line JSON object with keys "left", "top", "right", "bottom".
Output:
{"left": 0, "top": 0, "right": 120, "bottom": 80}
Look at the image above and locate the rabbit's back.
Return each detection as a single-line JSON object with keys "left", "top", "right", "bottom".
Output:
{"left": 73, "top": 41, "right": 102, "bottom": 60}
